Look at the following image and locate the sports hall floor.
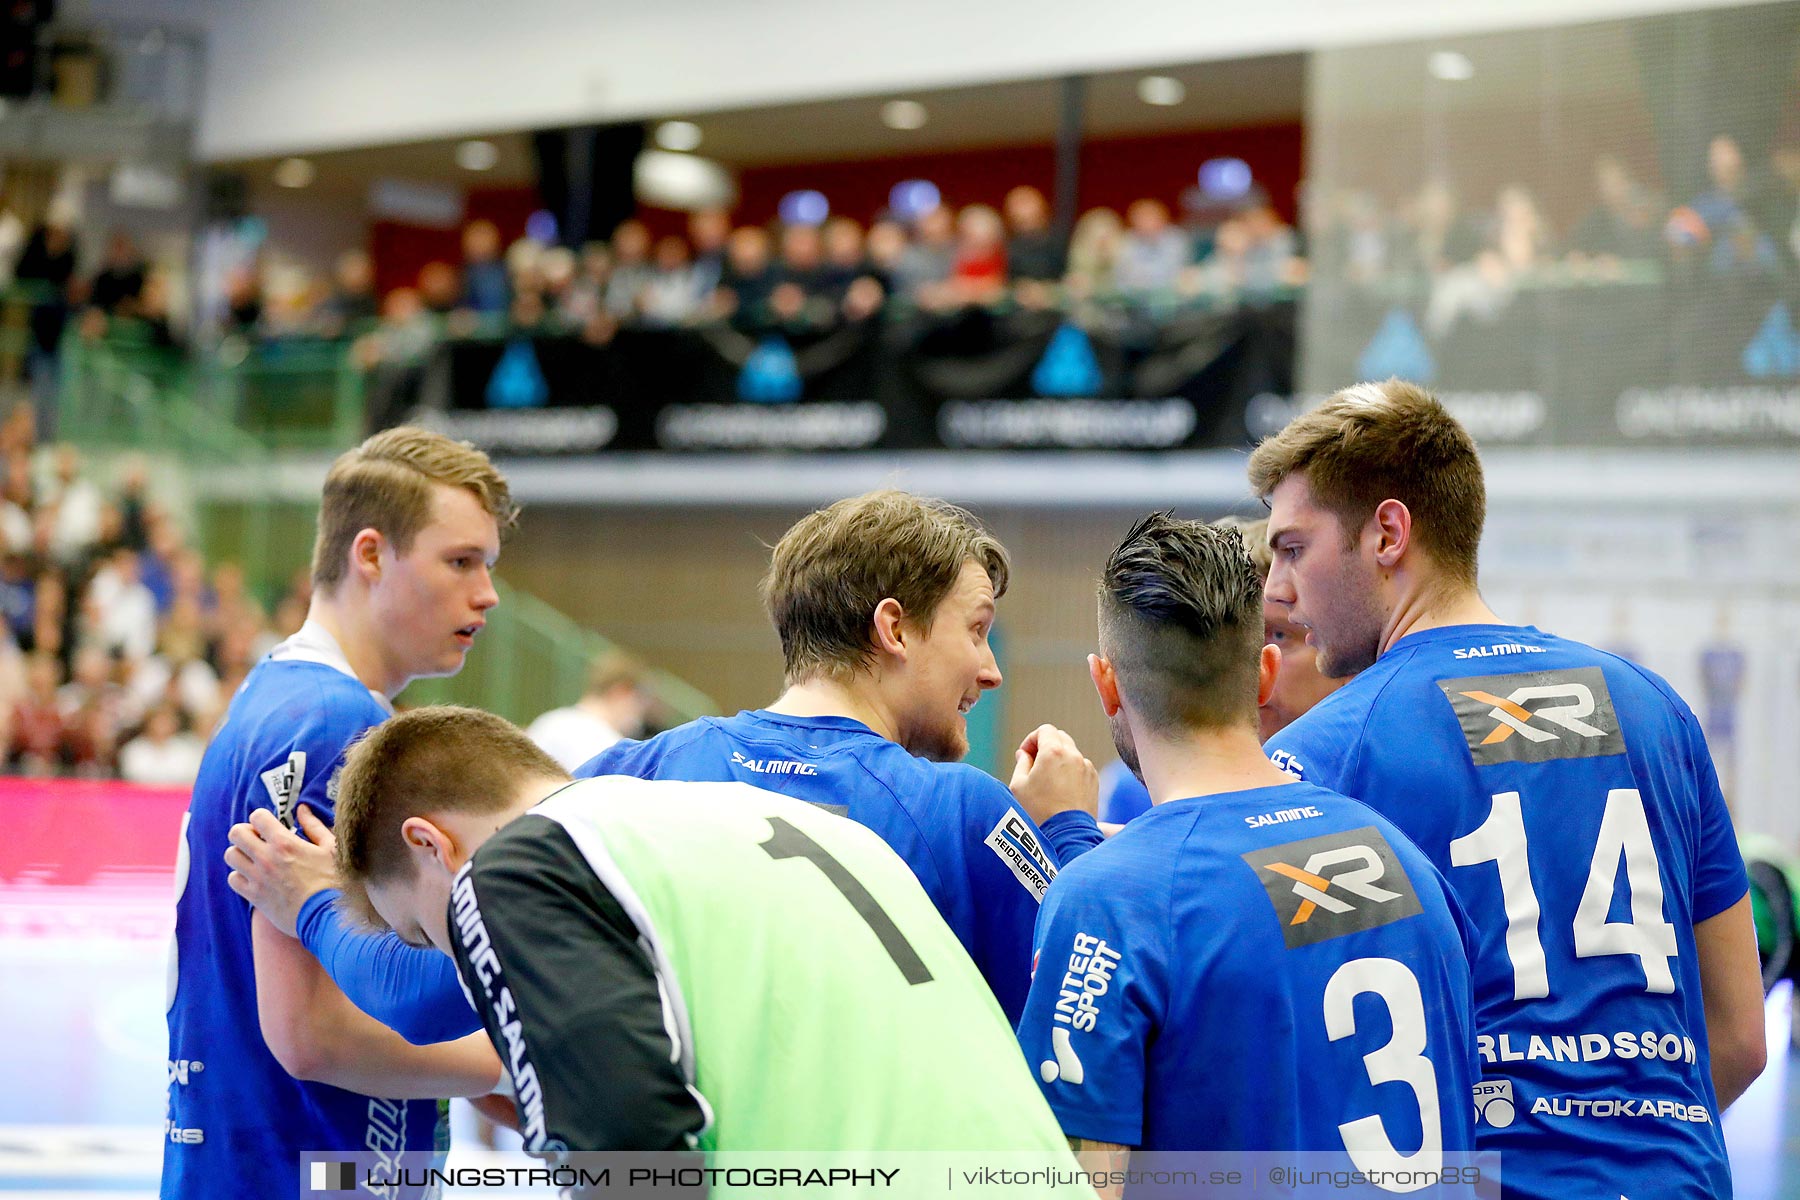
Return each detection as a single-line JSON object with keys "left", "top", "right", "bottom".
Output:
{"left": 3, "top": 960, "right": 1797, "bottom": 1197}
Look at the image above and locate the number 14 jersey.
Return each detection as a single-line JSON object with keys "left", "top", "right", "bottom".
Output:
{"left": 1265, "top": 624, "right": 1748, "bottom": 1200}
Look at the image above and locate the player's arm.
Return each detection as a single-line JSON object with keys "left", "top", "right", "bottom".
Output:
{"left": 1069, "top": 1140, "right": 1130, "bottom": 1200}
{"left": 452, "top": 818, "right": 708, "bottom": 1152}
{"left": 296, "top": 893, "right": 483, "bottom": 1043}
{"left": 1682, "top": 707, "right": 1765, "bottom": 1109}
{"left": 1040, "top": 810, "right": 1106, "bottom": 860}
{"left": 949, "top": 777, "right": 1059, "bottom": 1024}
{"left": 1694, "top": 894, "right": 1766, "bottom": 1109}
{"left": 1016, "top": 861, "right": 1156, "bottom": 1160}
{"left": 229, "top": 805, "right": 481, "bottom": 1044}
{"left": 251, "top": 913, "right": 501, "bottom": 1097}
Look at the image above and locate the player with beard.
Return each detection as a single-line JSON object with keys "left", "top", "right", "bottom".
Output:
{"left": 576, "top": 489, "right": 1102, "bottom": 1022}
{"left": 1016, "top": 514, "right": 1476, "bottom": 1183}
{"left": 1098, "top": 514, "right": 1346, "bottom": 825}
{"left": 1251, "top": 380, "right": 1765, "bottom": 1199}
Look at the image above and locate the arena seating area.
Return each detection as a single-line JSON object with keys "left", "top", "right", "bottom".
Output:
{"left": 0, "top": 408, "right": 304, "bottom": 783}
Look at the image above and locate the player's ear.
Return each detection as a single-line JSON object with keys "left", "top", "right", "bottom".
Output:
{"left": 350, "top": 527, "right": 385, "bottom": 583}
{"left": 1371, "top": 499, "right": 1411, "bottom": 568}
{"left": 1256, "top": 643, "right": 1280, "bottom": 708}
{"left": 1088, "top": 653, "right": 1122, "bottom": 717}
{"left": 399, "top": 816, "right": 454, "bottom": 872}
{"left": 870, "top": 597, "right": 907, "bottom": 660}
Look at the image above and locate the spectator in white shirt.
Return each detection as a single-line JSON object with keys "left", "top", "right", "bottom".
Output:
{"left": 44, "top": 444, "right": 104, "bottom": 567}
{"left": 119, "top": 703, "right": 205, "bottom": 786}
{"left": 525, "top": 649, "right": 652, "bottom": 771}
{"left": 85, "top": 547, "right": 159, "bottom": 662}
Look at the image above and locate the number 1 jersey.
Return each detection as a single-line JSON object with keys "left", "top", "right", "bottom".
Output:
{"left": 1265, "top": 624, "right": 1748, "bottom": 1200}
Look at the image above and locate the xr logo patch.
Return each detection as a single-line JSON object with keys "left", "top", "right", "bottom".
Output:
{"left": 1243, "top": 826, "right": 1423, "bottom": 948}
{"left": 1439, "top": 667, "right": 1627, "bottom": 766}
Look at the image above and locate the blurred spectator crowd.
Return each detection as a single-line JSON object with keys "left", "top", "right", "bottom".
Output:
{"left": 0, "top": 404, "right": 304, "bottom": 784}
{"left": 1310, "top": 136, "right": 1800, "bottom": 335}
{"left": 335, "top": 184, "right": 1307, "bottom": 377}
{"left": 4, "top": 132, "right": 1798, "bottom": 380}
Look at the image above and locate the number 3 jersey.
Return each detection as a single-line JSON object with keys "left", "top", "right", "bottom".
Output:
{"left": 449, "top": 775, "right": 1077, "bottom": 1154}
{"left": 1264, "top": 625, "right": 1748, "bottom": 1200}
{"left": 1015, "top": 779, "right": 1479, "bottom": 1165}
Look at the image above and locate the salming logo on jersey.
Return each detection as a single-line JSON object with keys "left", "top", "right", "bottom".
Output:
{"left": 1438, "top": 667, "right": 1627, "bottom": 766}
{"left": 1242, "top": 826, "right": 1423, "bottom": 948}
{"left": 450, "top": 865, "right": 549, "bottom": 1149}
{"left": 729, "top": 751, "right": 818, "bottom": 776}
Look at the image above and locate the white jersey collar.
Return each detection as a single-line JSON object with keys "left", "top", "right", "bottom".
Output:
{"left": 268, "top": 618, "right": 396, "bottom": 715}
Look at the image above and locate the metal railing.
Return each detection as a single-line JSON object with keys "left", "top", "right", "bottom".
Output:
{"left": 400, "top": 582, "right": 718, "bottom": 728}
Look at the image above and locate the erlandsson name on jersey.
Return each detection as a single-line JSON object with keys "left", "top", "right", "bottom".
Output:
{"left": 452, "top": 866, "right": 549, "bottom": 1149}
{"left": 729, "top": 751, "right": 818, "bottom": 776}
{"left": 1478, "top": 1029, "right": 1697, "bottom": 1067}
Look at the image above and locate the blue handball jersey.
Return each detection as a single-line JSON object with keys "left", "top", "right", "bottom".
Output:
{"left": 577, "top": 709, "right": 1100, "bottom": 1023}
{"left": 1265, "top": 625, "right": 1748, "bottom": 1200}
{"left": 163, "top": 627, "right": 437, "bottom": 1200}
{"left": 1017, "top": 780, "right": 1478, "bottom": 1167}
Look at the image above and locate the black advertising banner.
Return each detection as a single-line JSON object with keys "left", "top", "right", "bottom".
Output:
{"left": 401, "top": 285, "right": 1799, "bottom": 456}
{"left": 405, "top": 304, "right": 1299, "bottom": 454}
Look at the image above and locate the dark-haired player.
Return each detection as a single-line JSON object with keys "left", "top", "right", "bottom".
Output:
{"left": 1097, "top": 514, "right": 1345, "bottom": 826}
{"left": 1016, "top": 514, "right": 1477, "bottom": 1179}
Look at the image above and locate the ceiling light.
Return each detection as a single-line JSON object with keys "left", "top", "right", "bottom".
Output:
{"left": 778, "top": 190, "right": 829, "bottom": 226}
{"left": 1137, "top": 76, "right": 1186, "bottom": 107}
{"left": 273, "top": 158, "right": 315, "bottom": 189}
{"left": 1428, "top": 51, "right": 1474, "bottom": 82}
{"left": 455, "top": 139, "right": 499, "bottom": 171}
{"left": 889, "top": 179, "right": 941, "bottom": 220}
{"left": 881, "top": 100, "right": 928, "bottom": 131}
{"left": 633, "top": 151, "right": 737, "bottom": 211}
{"left": 655, "top": 121, "right": 703, "bottom": 152}
{"left": 1198, "top": 157, "right": 1252, "bottom": 199}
